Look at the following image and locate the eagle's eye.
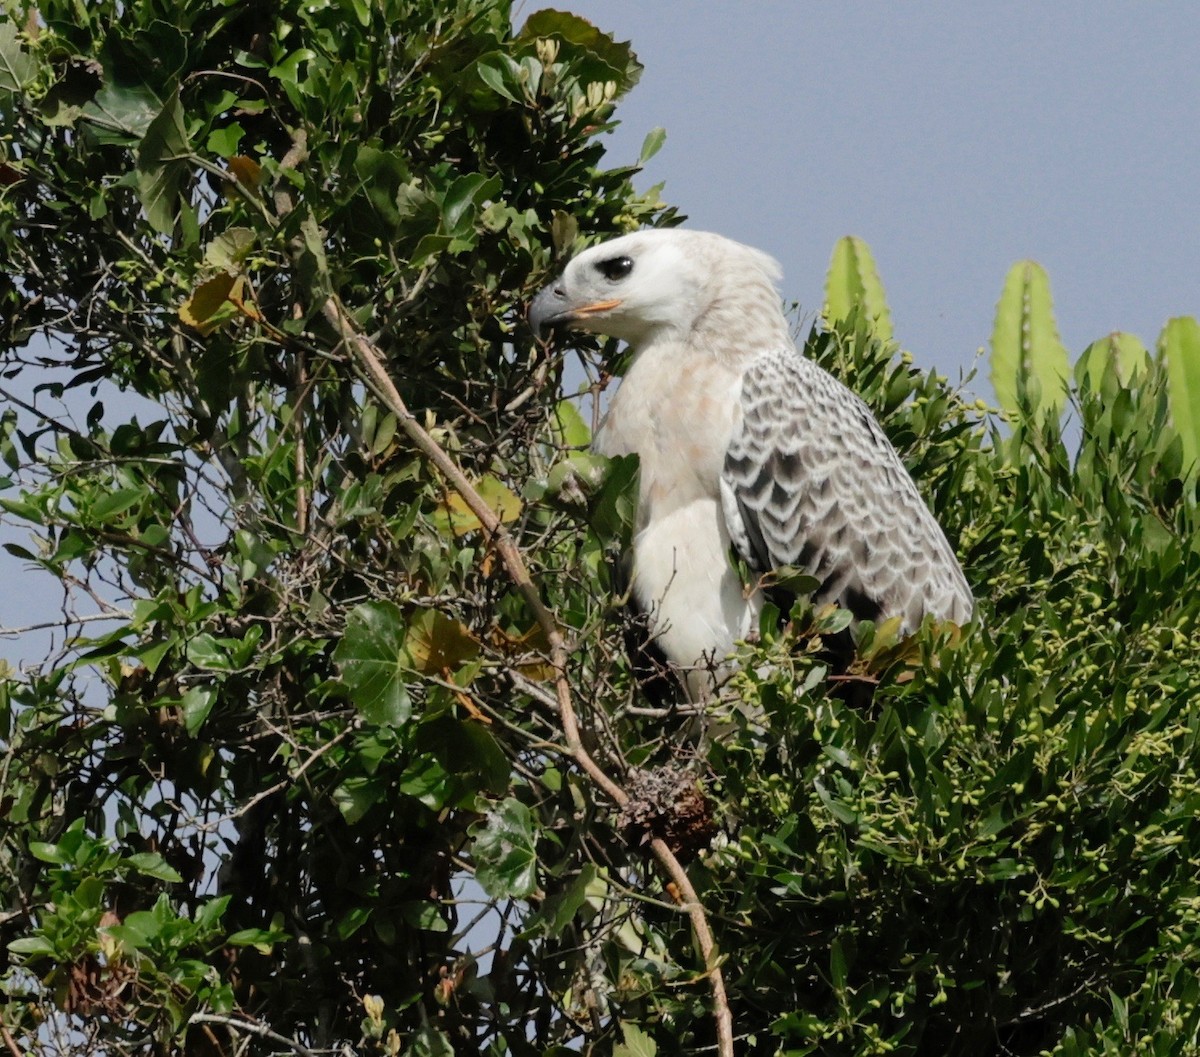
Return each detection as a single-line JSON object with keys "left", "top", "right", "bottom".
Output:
{"left": 597, "top": 255, "right": 634, "bottom": 282}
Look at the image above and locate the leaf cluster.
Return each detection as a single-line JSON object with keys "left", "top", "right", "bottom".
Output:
{"left": 0, "top": 2, "right": 672, "bottom": 1053}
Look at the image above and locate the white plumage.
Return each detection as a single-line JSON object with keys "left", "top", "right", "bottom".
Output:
{"left": 530, "top": 229, "right": 972, "bottom": 697}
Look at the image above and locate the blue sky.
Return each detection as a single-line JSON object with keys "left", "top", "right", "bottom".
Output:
{"left": 556, "top": 2, "right": 1200, "bottom": 389}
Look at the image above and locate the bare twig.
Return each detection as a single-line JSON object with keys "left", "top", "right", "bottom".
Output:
{"left": 188, "top": 1013, "right": 318, "bottom": 1057}
{"left": 0, "top": 611, "right": 132, "bottom": 638}
{"left": 194, "top": 723, "right": 353, "bottom": 832}
{"left": 322, "top": 300, "right": 735, "bottom": 1057}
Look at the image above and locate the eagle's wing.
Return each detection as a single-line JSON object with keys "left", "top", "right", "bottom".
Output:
{"left": 719, "top": 346, "right": 973, "bottom": 629}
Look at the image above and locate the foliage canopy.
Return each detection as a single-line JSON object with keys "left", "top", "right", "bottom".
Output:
{"left": 2, "top": 2, "right": 1199, "bottom": 1056}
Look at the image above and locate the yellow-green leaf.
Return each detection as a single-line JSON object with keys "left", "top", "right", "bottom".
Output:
{"left": 403, "top": 610, "right": 479, "bottom": 675}
{"left": 179, "top": 273, "right": 239, "bottom": 334}
{"left": 432, "top": 475, "right": 521, "bottom": 535}
{"left": 551, "top": 399, "right": 591, "bottom": 448}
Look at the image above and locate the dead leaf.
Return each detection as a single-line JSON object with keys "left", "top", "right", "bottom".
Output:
{"left": 227, "top": 155, "right": 262, "bottom": 194}
{"left": 179, "top": 272, "right": 239, "bottom": 334}
{"left": 404, "top": 611, "right": 479, "bottom": 674}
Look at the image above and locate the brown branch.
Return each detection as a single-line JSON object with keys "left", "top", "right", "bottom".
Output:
{"left": 293, "top": 342, "right": 310, "bottom": 535}
{"left": 264, "top": 137, "right": 730, "bottom": 1050}
{"left": 0, "top": 1024, "right": 23, "bottom": 1057}
{"left": 322, "top": 299, "right": 735, "bottom": 1057}
{"left": 323, "top": 297, "right": 626, "bottom": 803}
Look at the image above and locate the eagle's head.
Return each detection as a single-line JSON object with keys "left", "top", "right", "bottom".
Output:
{"left": 529, "top": 229, "right": 782, "bottom": 347}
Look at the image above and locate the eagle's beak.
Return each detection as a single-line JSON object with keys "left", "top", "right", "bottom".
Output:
{"left": 529, "top": 283, "right": 621, "bottom": 340}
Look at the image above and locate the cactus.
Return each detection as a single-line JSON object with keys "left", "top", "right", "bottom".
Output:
{"left": 823, "top": 236, "right": 893, "bottom": 343}
{"left": 989, "top": 260, "right": 1069, "bottom": 423}
{"left": 1074, "top": 331, "right": 1150, "bottom": 391}
{"left": 1159, "top": 316, "right": 1200, "bottom": 476}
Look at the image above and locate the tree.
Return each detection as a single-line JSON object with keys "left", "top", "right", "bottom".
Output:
{"left": 1, "top": 3, "right": 1199, "bottom": 1056}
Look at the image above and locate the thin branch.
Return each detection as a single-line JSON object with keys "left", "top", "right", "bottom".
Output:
{"left": 0, "top": 1025, "right": 23, "bottom": 1057}
{"left": 188, "top": 1013, "right": 318, "bottom": 1057}
{"left": 262, "top": 131, "right": 733, "bottom": 1053}
{"left": 293, "top": 344, "right": 310, "bottom": 534}
{"left": 0, "top": 611, "right": 132, "bottom": 638}
{"left": 194, "top": 723, "right": 354, "bottom": 832}
{"left": 322, "top": 301, "right": 736, "bottom": 1057}
{"left": 324, "top": 297, "right": 626, "bottom": 803}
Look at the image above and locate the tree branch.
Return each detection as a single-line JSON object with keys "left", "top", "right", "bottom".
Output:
{"left": 322, "top": 299, "right": 735, "bottom": 1057}
{"left": 188, "top": 1013, "right": 318, "bottom": 1057}
{"left": 0, "top": 1025, "right": 24, "bottom": 1057}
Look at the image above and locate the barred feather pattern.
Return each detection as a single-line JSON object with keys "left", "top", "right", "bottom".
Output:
{"left": 720, "top": 346, "right": 973, "bottom": 631}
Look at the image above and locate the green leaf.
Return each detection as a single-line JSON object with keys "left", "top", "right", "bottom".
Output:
{"left": 398, "top": 900, "right": 449, "bottom": 933}
{"left": 126, "top": 852, "right": 183, "bottom": 883}
{"left": 829, "top": 937, "right": 848, "bottom": 992}
{"left": 472, "top": 798, "right": 538, "bottom": 900}
{"left": 28, "top": 840, "right": 68, "bottom": 864}
{"left": 589, "top": 453, "right": 640, "bottom": 544}
{"left": 336, "top": 905, "right": 373, "bottom": 939}
{"left": 203, "top": 228, "right": 256, "bottom": 271}
{"left": 473, "top": 53, "right": 524, "bottom": 104}
{"left": 181, "top": 686, "right": 216, "bottom": 736}
{"left": 409, "top": 1026, "right": 455, "bottom": 1057}
{"left": 355, "top": 145, "right": 408, "bottom": 230}
{"left": 533, "top": 864, "right": 599, "bottom": 938}
{"left": 551, "top": 400, "right": 591, "bottom": 448}
{"left": 82, "top": 82, "right": 162, "bottom": 145}
{"left": 227, "top": 927, "right": 281, "bottom": 953}
{"left": 638, "top": 126, "right": 666, "bottom": 165}
{"left": 194, "top": 895, "right": 231, "bottom": 933}
{"left": 269, "top": 48, "right": 317, "bottom": 87}
{"left": 518, "top": 9, "right": 643, "bottom": 90}
{"left": 0, "top": 21, "right": 35, "bottom": 94}
{"left": 334, "top": 601, "right": 412, "bottom": 726}
{"left": 7, "top": 935, "right": 56, "bottom": 957}
{"left": 186, "top": 634, "right": 230, "bottom": 671}
{"left": 989, "top": 259, "right": 1069, "bottom": 423}
{"left": 299, "top": 214, "right": 331, "bottom": 296}
{"left": 332, "top": 775, "right": 387, "bottom": 825}
{"left": 205, "top": 123, "right": 244, "bottom": 158}
{"left": 136, "top": 91, "right": 192, "bottom": 235}
{"left": 441, "top": 173, "right": 501, "bottom": 239}
{"left": 823, "top": 235, "right": 894, "bottom": 344}
{"left": 614, "top": 1022, "right": 658, "bottom": 1057}
{"left": 1160, "top": 316, "right": 1200, "bottom": 476}
{"left": 90, "top": 487, "right": 143, "bottom": 522}
{"left": 398, "top": 755, "right": 454, "bottom": 810}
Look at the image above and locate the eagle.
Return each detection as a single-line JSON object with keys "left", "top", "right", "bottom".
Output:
{"left": 530, "top": 229, "right": 972, "bottom": 698}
